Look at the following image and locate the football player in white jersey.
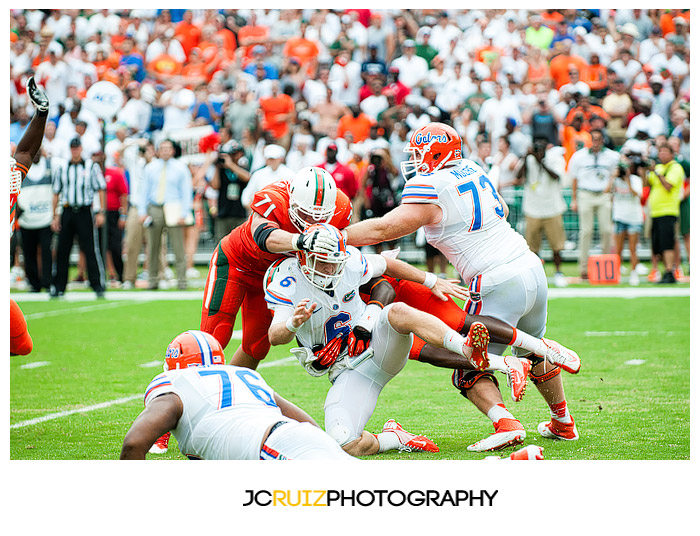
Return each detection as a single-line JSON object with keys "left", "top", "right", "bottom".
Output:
{"left": 344, "top": 122, "right": 582, "bottom": 450}
{"left": 120, "top": 330, "right": 353, "bottom": 460}
{"left": 264, "top": 223, "right": 528, "bottom": 457}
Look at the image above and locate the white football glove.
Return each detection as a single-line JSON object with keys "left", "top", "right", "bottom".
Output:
{"left": 27, "top": 76, "right": 49, "bottom": 113}
{"left": 294, "top": 228, "right": 337, "bottom": 254}
{"left": 290, "top": 347, "right": 328, "bottom": 377}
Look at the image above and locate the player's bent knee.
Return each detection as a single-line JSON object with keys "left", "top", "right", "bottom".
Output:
{"left": 386, "top": 302, "right": 413, "bottom": 334}
{"left": 340, "top": 431, "right": 379, "bottom": 457}
{"left": 451, "top": 369, "right": 499, "bottom": 397}
{"left": 326, "top": 421, "right": 357, "bottom": 447}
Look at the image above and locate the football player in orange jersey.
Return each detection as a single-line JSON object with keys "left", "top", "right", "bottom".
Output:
{"left": 10, "top": 77, "right": 49, "bottom": 356}
{"left": 201, "top": 166, "right": 354, "bottom": 370}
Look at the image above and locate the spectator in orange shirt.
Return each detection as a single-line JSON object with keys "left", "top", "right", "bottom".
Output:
{"left": 659, "top": 9, "right": 688, "bottom": 37}
{"left": 562, "top": 113, "right": 592, "bottom": 168}
{"left": 549, "top": 41, "right": 587, "bottom": 89}
{"left": 282, "top": 20, "right": 320, "bottom": 76}
{"left": 174, "top": 10, "right": 201, "bottom": 57}
{"left": 581, "top": 53, "right": 608, "bottom": 100}
{"left": 180, "top": 48, "right": 213, "bottom": 88}
{"left": 565, "top": 95, "right": 610, "bottom": 131}
{"left": 237, "top": 12, "right": 269, "bottom": 47}
{"left": 147, "top": 53, "right": 183, "bottom": 83}
{"left": 259, "top": 80, "right": 296, "bottom": 146}
{"left": 213, "top": 14, "right": 237, "bottom": 53}
{"left": 337, "top": 106, "right": 373, "bottom": 144}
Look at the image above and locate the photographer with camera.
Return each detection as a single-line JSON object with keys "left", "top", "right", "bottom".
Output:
{"left": 360, "top": 148, "right": 398, "bottom": 253}
{"left": 209, "top": 137, "right": 251, "bottom": 242}
{"left": 516, "top": 139, "right": 568, "bottom": 287}
{"left": 606, "top": 154, "right": 646, "bottom": 285}
{"left": 645, "top": 142, "right": 685, "bottom": 284}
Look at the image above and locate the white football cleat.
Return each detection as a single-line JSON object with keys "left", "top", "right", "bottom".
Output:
{"left": 504, "top": 356, "right": 530, "bottom": 402}
{"left": 509, "top": 445, "right": 544, "bottom": 460}
{"left": 538, "top": 338, "right": 581, "bottom": 374}
{"left": 467, "top": 418, "right": 526, "bottom": 452}
{"left": 538, "top": 417, "right": 579, "bottom": 441}
{"left": 381, "top": 419, "right": 439, "bottom": 453}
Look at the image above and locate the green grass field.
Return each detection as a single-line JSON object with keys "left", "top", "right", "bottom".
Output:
{"left": 9, "top": 290, "right": 690, "bottom": 460}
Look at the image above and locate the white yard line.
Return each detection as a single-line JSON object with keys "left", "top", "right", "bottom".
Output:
{"left": 12, "top": 286, "right": 689, "bottom": 304}
{"left": 10, "top": 394, "right": 143, "bottom": 429}
{"left": 11, "top": 356, "right": 298, "bottom": 429}
{"left": 24, "top": 301, "right": 141, "bottom": 320}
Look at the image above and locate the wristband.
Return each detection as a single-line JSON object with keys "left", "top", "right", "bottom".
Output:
{"left": 356, "top": 303, "right": 382, "bottom": 332}
{"left": 423, "top": 272, "right": 438, "bottom": 290}
{"left": 285, "top": 316, "right": 299, "bottom": 333}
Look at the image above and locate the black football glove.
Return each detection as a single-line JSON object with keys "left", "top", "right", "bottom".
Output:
{"left": 27, "top": 76, "right": 49, "bottom": 113}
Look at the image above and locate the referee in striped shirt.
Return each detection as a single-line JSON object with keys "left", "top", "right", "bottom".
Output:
{"left": 50, "top": 137, "right": 107, "bottom": 298}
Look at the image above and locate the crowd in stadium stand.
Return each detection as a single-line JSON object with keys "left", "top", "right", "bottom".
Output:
{"left": 9, "top": 8, "right": 690, "bottom": 293}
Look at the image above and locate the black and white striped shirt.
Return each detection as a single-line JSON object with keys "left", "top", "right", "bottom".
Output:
{"left": 52, "top": 158, "right": 106, "bottom": 208}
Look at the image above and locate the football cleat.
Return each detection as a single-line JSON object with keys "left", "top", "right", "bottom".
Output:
{"left": 467, "top": 418, "right": 525, "bottom": 452}
{"left": 463, "top": 321, "right": 490, "bottom": 371}
{"left": 149, "top": 432, "right": 171, "bottom": 454}
{"left": 27, "top": 76, "right": 50, "bottom": 112}
{"left": 509, "top": 445, "right": 545, "bottom": 460}
{"left": 381, "top": 419, "right": 439, "bottom": 453}
{"left": 538, "top": 417, "right": 579, "bottom": 441}
{"left": 504, "top": 356, "right": 530, "bottom": 402}
{"left": 538, "top": 338, "right": 581, "bottom": 374}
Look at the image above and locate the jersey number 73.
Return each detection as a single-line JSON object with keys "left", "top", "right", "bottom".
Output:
{"left": 455, "top": 175, "right": 505, "bottom": 231}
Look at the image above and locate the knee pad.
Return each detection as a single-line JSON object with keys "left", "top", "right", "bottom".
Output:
{"left": 244, "top": 335, "right": 271, "bottom": 361}
{"left": 529, "top": 363, "right": 561, "bottom": 385}
{"left": 326, "top": 421, "right": 356, "bottom": 447}
{"left": 201, "top": 321, "right": 233, "bottom": 351}
{"left": 451, "top": 369, "right": 499, "bottom": 397}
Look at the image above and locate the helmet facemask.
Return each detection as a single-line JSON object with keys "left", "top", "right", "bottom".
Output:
{"left": 296, "top": 223, "right": 350, "bottom": 290}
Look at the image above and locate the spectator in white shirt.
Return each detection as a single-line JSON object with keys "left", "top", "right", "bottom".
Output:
{"left": 390, "top": 40, "right": 429, "bottom": 90}
{"left": 609, "top": 49, "right": 642, "bottom": 90}
{"left": 626, "top": 99, "right": 666, "bottom": 140}
{"left": 241, "top": 144, "right": 295, "bottom": 209}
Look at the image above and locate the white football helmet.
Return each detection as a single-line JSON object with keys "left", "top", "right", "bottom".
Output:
{"left": 288, "top": 167, "right": 337, "bottom": 232}
{"left": 10, "top": 156, "right": 22, "bottom": 195}
{"left": 297, "top": 223, "right": 350, "bottom": 290}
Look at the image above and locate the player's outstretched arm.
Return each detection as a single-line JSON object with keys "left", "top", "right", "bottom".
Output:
{"left": 382, "top": 257, "right": 469, "bottom": 302}
{"left": 274, "top": 393, "right": 320, "bottom": 427}
{"left": 251, "top": 212, "right": 336, "bottom": 254}
{"left": 13, "top": 77, "right": 49, "bottom": 172}
{"left": 344, "top": 203, "right": 441, "bottom": 247}
{"left": 120, "top": 394, "right": 182, "bottom": 460}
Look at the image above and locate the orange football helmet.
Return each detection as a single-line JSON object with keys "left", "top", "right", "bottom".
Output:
{"left": 164, "top": 330, "right": 226, "bottom": 371}
{"left": 401, "top": 122, "right": 463, "bottom": 176}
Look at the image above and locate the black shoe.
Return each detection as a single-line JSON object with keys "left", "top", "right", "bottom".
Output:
{"left": 96, "top": 290, "right": 106, "bottom": 299}
{"left": 659, "top": 271, "right": 677, "bottom": 284}
{"left": 50, "top": 288, "right": 64, "bottom": 299}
